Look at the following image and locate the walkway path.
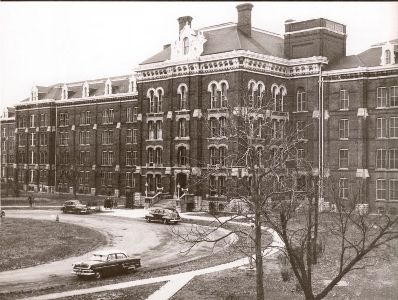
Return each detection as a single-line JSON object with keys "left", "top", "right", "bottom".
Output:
{"left": 18, "top": 210, "right": 284, "bottom": 300}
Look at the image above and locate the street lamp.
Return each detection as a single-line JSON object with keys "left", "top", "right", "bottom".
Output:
{"left": 145, "top": 182, "right": 148, "bottom": 198}
{"left": 177, "top": 183, "right": 180, "bottom": 199}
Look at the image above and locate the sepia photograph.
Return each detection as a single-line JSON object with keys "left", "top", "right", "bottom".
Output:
{"left": 0, "top": 1, "right": 397, "bottom": 299}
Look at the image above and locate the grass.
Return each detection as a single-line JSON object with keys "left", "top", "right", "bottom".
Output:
{"left": 0, "top": 218, "right": 107, "bottom": 272}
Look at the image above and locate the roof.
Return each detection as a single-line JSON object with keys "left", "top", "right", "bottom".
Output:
{"left": 326, "top": 47, "right": 384, "bottom": 70}
{"left": 140, "top": 24, "right": 284, "bottom": 65}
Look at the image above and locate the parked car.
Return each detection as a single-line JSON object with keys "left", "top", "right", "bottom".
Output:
{"left": 72, "top": 249, "right": 141, "bottom": 279}
{"left": 61, "top": 200, "right": 92, "bottom": 214}
{"left": 145, "top": 207, "right": 181, "bottom": 224}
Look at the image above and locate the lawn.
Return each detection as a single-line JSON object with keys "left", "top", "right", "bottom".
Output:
{"left": 0, "top": 218, "right": 107, "bottom": 272}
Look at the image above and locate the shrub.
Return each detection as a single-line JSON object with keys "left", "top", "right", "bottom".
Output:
{"left": 277, "top": 253, "right": 292, "bottom": 282}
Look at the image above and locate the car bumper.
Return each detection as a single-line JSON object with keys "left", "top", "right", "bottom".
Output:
{"left": 169, "top": 219, "right": 181, "bottom": 223}
{"left": 72, "top": 269, "right": 95, "bottom": 276}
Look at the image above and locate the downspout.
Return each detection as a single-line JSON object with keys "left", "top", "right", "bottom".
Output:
{"left": 54, "top": 105, "right": 57, "bottom": 193}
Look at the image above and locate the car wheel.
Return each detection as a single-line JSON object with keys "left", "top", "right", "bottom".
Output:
{"left": 163, "top": 219, "right": 168, "bottom": 225}
{"left": 146, "top": 218, "right": 151, "bottom": 223}
{"left": 94, "top": 271, "right": 102, "bottom": 279}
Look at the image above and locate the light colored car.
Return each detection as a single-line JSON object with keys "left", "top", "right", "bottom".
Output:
{"left": 72, "top": 249, "right": 141, "bottom": 279}
{"left": 145, "top": 207, "right": 181, "bottom": 224}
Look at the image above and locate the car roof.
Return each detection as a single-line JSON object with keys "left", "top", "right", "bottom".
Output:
{"left": 92, "top": 249, "right": 127, "bottom": 256}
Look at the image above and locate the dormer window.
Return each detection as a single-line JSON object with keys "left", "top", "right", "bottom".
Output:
{"left": 183, "top": 37, "right": 189, "bottom": 55}
{"left": 385, "top": 50, "right": 391, "bottom": 64}
{"left": 105, "top": 79, "right": 112, "bottom": 95}
{"left": 31, "top": 86, "right": 38, "bottom": 101}
{"left": 83, "top": 82, "right": 89, "bottom": 97}
{"left": 61, "top": 84, "right": 68, "bottom": 100}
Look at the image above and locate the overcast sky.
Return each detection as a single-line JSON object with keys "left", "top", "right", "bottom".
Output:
{"left": 0, "top": 1, "right": 397, "bottom": 111}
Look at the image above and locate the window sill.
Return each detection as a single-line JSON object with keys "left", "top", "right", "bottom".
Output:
{"left": 338, "top": 168, "right": 349, "bottom": 171}
{"left": 175, "top": 137, "right": 190, "bottom": 141}
{"left": 293, "top": 111, "right": 309, "bottom": 114}
{"left": 146, "top": 139, "right": 163, "bottom": 142}
{"left": 339, "top": 138, "right": 349, "bottom": 141}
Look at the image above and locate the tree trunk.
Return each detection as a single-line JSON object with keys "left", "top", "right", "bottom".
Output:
{"left": 255, "top": 203, "right": 264, "bottom": 300}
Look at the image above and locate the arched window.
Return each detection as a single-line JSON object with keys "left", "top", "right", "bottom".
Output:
{"left": 148, "top": 148, "right": 154, "bottom": 164}
{"left": 183, "top": 37, "right": 189, "bottom": 55}
{"left": 210, "top": 83, "right": 218, "bottom": 108}
{"left": 219, "top": 117, "right": 226, "bottom": 137}
{"left": 148, "top": 121, "right": 154, "bottom": 140}
{"left": 177, "top": 146, "right": 187, "bottom": 166}
{"left": 210, "top": 118, "right": 218, "bottom": 138}
{"left": 157, "top": 89, "right": 163, "bottom": 112}
{"left": 272, "top": 85, "right": 278, "bottom": 111}
{"left": 155, "top": 174, "right": 162, "bottom": 189}
{"left": 155, "top": 148, "right": 162, "bottom": 165}
{"left": 178, "top": 119, "right": 187, "bottom": 137}
{"left": 257, "top": 84, "right": 264, "bottom": 107}
{"left": 219, "top": 146, "right": 227, "bottom": 166}
{"left": 156, "top": 121, "right": 162, "bottom": 139}
{"left": 248, "top": 82, "right": 255, "bottom": 107}
{"left": 63, "top": 89, "right": 67, "bottom": 100}
{"left": 218, "top": 176, "right": 226, "bottom": 195}
{"left": 179, "top": 85, "right": 188, "bottom": 110}
{"left": 257, "top": 117, "right": 263, "bottom": 138}
{"left": 296, "top": 87, "right": 307, "bottom": 112}
{"left": 105, "top": 81, "right": 112, "bottom": 95}
{"left": 149, "top": 90, "right": 155, "bottom": 113}
{"left": 220, "top": 82, "right": 228, "bottom": 107}
{"left": 209, "top": 147, "right": 218, "bottom": 166}
{"left": 386, "top": 50, "right": 391, "bottom": 64}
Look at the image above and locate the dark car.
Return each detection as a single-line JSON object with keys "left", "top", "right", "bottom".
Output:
{"left": 61, "top": 200, "right": 91, "bottom": 214}
{"left": 145, "top": 207, "right": 181, "bottom": 224}
{"left": 72, "top": 249, "right": 141, "bottom": 279}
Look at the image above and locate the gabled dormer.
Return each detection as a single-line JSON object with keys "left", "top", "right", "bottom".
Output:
{"left": 170, "top": 16, "right": 207, "bottom": 61}
{"left": 105, "top": 78, "right": 112, "bottom": 95}
{"left": 129, "top": 75, "right": 137, "bottom": 93}
{"left": 61, "top": 84, "right": 68, "bottom": 100}
{"left": 380, "top": 41, "right": 396, "bottom": 66}
{"left": 82, "top": 81, "right": 90, "bottom": 97}
{"left": 31, "top": 86, "right": 38, "bottom": 101}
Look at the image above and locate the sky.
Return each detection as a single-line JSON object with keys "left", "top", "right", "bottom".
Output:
{"left": 0, "top": 1, "right": 397, "bottom": 111}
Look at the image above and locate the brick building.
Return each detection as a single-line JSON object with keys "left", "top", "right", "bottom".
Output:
{"left": 1, "top": 3, "right": 397, "bottom": 212}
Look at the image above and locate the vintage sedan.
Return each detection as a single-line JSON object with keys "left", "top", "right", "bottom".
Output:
{"left": 72, "top": 249, "right": 141, "bottom": 279}
{"left": 61, "top": 200, "right": 92, "bottom": 214}
{"left": 145, "top": 207, "right": 181, "bottom": 224}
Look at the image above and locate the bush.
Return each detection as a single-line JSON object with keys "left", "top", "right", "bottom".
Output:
{"left": 277, "top": 253, "right": 292, "bottom": 282}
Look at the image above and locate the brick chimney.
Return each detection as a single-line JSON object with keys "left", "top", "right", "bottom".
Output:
{"left": 178, "top": 16, "right": 193, "bottom": 33}
{"left": 236, "top": 3, "right": 253, "bottom": 37}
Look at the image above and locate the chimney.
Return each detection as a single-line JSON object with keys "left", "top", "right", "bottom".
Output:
{"left": 178, "top": 16, "right": 193, "bottom": 33}
{"left": 163, "top": 44, "right": 171, "bottom": 50}
{"left": 236, "top": 3, "right": 253, "bottom": 37}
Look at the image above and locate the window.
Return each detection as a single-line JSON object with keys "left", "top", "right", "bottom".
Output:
{"left": 339, "top": 149, "right": 349, "bottom": 169}
{"left": 218, "top": 176, "right": 226, "bottom": 195}
{"left": 219, "top": 117, "right": 226, "bottom": 137}
{"left": 59, "top": 113, "right": 69, "bottom": 126}
{"left": 126, "top": 129, "right": 132, "bottom": 144}
{"left": 79, "top": 151, "right": 90, "bottom": 165}
{"left": 390, "top": 180, "right": 398, "bottom": 201}
{"left": 102, "top": 109, "right": 114, "bottom": 124}
{"left": 101, "top": 172, "right": 113, "bottom": 186}
{"left": 219, "top": 146, "right": 227, "bottom": 166}
{"left": 40, "top": 114, "right": 47, "bottom": 127}
{"left": 178, "top": 85, "right": 188, "bottom": 110}
{"left": 127, "top": 108, "right": 133, "bottom": 122}
{"left": 101, "top": 130, "right": 113, "bottom": 145}
{"left": 147, "top": 148, "right": 154, "bottom": 164}
{"left": 390, "top": 117, "right": 398, "bottom": 138}
{"left": 30, "top": 150, "right": 35, "bottom": 164}
{"left": 376, "top": 149, "right": 387, "bottom": 169}
{"left": 210, "top": 83, "right": 217, "bottom": 109}
{"left": 209, "top": 147, "right": 217, "bottom": 166}
{"left": 133, "top": 107, "right": 138, "bottom": 122}
{"left": 183, "top": 37, "right": 189, "bottom": 55}
{"left": 385, "top": 50, "right": 391, "bottom": 64}
{"left": 132, "top": 151, "right": 138, "bottom": 166}
{"left": 210, "top": 118, "right": 218, "bottom": 138}
{"left": 148, "top": 121, "right": 154, "bottom": 140}
{"left": 340, "top": 90, "right": 349, "bottom": 110}
{"left": 133, "top": 129, "right": 138, "bottom": 144}
{"left": 339, "top": 119, "right": 349, "bottom": 139}
{"left": 30, "top": 115, "right": 35, "bottom": 128}
{"left": 157, "top": 90, "right": 163, "bottom": 112}
{"left": 220, "top": 82, "right": 228, "bottom": 108}
{"left": 296, "top": 87, "right": 307, "bottom": 112}
{"left": 79, "top": 171, "right": 90, "bottom": 185}
{"left": 177, "top": 146, "right": 187, "bottom": 166}
{"left": 339, "top": 178, "right": 348, "bottom": 199}
{"left": 155, "top": 121, "right": 162, "bottom": 139}
{"left": 59, "top": 131, "right": 69, "bottom": 146}
{"left": 155, "top": 174, "right": 162, "bottom": 190}
{"left": 297, "top": 148, "right": 305, "bottom": 166}
{"left": 80, "top": 111, "right": 91, "bottom": 125}
{"left": 39, "top": 133, "right": 47, "bottom": 146}
{"left": 248, "top": 82, "right": 255, "bottom": 107}
{"left": 155, "top": 148, "right": 162, "bottom": 165}
{"left": 79, "top": 131, "right": 90, "bottom": 145}
{"left": 377, "top": 87, "right": 388, "bottom": 108}
{"left": 30, "top": 133, "right": 36, "bottom": 146}
{"left": 376, "top": 179, "right": 387, "bottom": 200}
{"left": 391, "top": 86, "right": 398, "bottom": 107}
{"left": 18, "top": 133, "right": 26, "bottom": 147}
{"left": 209, "top": 176, "right": 217, "bottom": 195}
{"left": 126, "top": 151, "right": 133, "bottom": 166}
{"left": 273, "top": 86, "right": 284, "bottom": 112}
{"left": 389, "top": 149, "right": 398, "bottom": 169}
{"left": 377, "top": 118, "right": 388, "bottom": 138}
{"left": 101, "top": 151, "right": 114, "bottom": 166}
{"left": 29, "top": 169, "right": 35, "bottom": 183}
{"left": 178, "top": 119, "right": 187, "bottom": 137}
{"left": 2, "top": 128, "right": 5, "bottom": 137}
{"left": 256, "top": 84, "right": 264, "bottom": 107}
{"left": 126, "top": 172, "right": 135, "bottom": 188}
{"left": 296, "top": 121, "right": 305, "bottom": 140}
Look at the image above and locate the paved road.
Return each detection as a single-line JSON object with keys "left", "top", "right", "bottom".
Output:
{"left": 0, "top": 210, "right": 233, "bottom": 294}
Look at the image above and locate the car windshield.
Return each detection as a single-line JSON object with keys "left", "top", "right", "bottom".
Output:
{"left": 89, "top": 254, "right": 107, "bottom": 262}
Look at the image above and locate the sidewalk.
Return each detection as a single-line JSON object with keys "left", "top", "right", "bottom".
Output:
{"left": 19, "top": 208, "right": 284, "bottom": 300}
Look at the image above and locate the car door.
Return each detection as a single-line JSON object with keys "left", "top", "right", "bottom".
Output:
{"left": 106, "top": 254, "right": 119, "bottom": 274}
{"left": 153, "top": 209, "right": 162, "bottom": 222}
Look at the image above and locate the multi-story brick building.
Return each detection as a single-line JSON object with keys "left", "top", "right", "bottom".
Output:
{"left": 0, "top": 107, "right": 16, "bottom": 195}
{"left": 1, "top": 3, "right": 397, "bottom": 212}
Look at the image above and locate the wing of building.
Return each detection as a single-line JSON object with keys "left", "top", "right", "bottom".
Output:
{"left": 1, "top": 3, "right": 397, "bottom": 213}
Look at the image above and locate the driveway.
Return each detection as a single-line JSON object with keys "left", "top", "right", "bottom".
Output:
{"left": 0, "top": 209, "right": 234, "bottom": 294}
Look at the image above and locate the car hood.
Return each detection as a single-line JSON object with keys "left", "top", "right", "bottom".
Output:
{"left": 73, "top": 259, "right": 103, "bottom": 268}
